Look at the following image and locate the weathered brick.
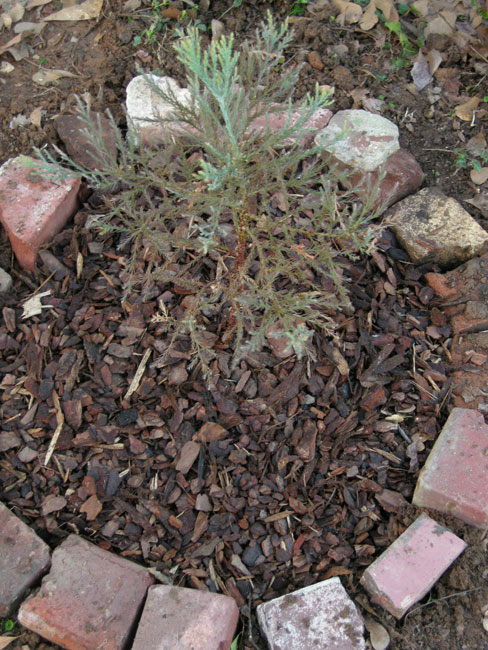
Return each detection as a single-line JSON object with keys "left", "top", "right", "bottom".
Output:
{"left": 131, "top": 585, "right": 239, "bottom": 650}
{"left": 413, "top": 408, "right": 488, "bottom": 527}
{"left": 360, "top": 513, "right": 466, "bottom": 618}
{"left": 0, "top": 502, "right": 51, "bottom": 616}
{"left": 0, "top": 156, "right": 81, "bottom": 272}
{"left": 257, "top": 577, "right": 365, "bottom": 650}
{"left": 18, "top": 534, "right": 154, "bottom": 650}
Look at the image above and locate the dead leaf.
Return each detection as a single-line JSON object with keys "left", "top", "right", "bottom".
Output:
{"left": 0, "top": 636, "right": 18, "bottom": 650}
{"left": 14, "top": 21, "right": 45, "bottom": 36}
{"left": 455, "top": 96, "right": 480, "bottom": 121}
{"left": 364, "top": 617, "right": 390, "bottom": 650}
{"left": 375, "top": 0, "right": 398, "bottom": 21}
{"left": 26, "top": 0, "right": 52, "bottom": 7}
{"left": 22, "top": 290, "right": 53, "bottom": 319}
{"left": 426, "top": 49, "right": 443, "bottom": 75}
{"left": 29, "top": 107, "right": 42, "bottom": 127}
{"left": 333, "top": 0, "right": 362, "bottom": 25}
{"left": 211, "top": 18, "right": 224, "bottom": 43}
{"left": 465, "top": 194, "right": 488, "bottom": 217}
{"left": 123, "top": 0, "right": 141, "bottom": 9}
{"left": 424, "top": 10, "right": 457, "bottom": 38}
{"left": 466, "top": 131, "right": 487, "bottom": 156}
{"left": 0, "top": 33, "right": 22, "bottom": 55}
{"left": 32, "top": 68, "right": 77, "bottom": 85}
{"left": 45, "top": 0, "right": 103, "bottom": 21}
{"left": 411, "top": 51, "right": 432, "bottom": 91}
{"left": 1, "top": 12, "right": 12, "bottom": 29}
{"left": 80, "top": 494, "right": 102, "bottom": 521}
{"left": 470, "top": 167, "right": 488, "bottom": 184}
{"left": 360, "top": 0, "right": 378, "bottom": 31}
{"left": 9, "top": 3, "right": 25, "bottom": 22}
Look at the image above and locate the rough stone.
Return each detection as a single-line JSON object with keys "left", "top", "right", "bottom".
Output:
{"left": 0, "top": 156, "right": 81, "bottom": 272}
{"left": 360, "top": 513, "right": 466, "bottom": 618}
{"left": 388, "top": 187, "right": 488, "bottom": 267}
{"left": 0, "top": 502, "right": 51, "bottom": 617}
{"left": 126, "top": 74, "right": 193, "bottom": 145}
{"left": 131, "top": 585, "right": 239, "bottom": 650}
{"left": 18, "top": 534, "right": 154, "bottom": 650}
{"left": 257, "top": 577, "right": 366, "bottom": 649}
{"left": 413, "top": 408, "right": 488, "bottom": 527}
{"left": 246, "top": 105, "right": 333, "bottom": 148}
{"left": 0, "top": 267, "right": 13, "bottom": 292}
{"left": 56, "top": 113, "right": 118, "bottom": 170}
{"left": 315, "top": 109, "right": 399, "bottom": 172}
{"left": 335, "top": 149, "right": 424, "bottom": 214}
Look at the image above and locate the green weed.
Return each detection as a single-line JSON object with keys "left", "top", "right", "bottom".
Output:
{"left": 31, "top": 13, "right": 380, "bottom": 378}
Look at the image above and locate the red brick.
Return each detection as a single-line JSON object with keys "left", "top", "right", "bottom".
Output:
{"left": 413, "top": 408, "right": 488, "bottom": 527}
{"left": 360, "top": 513, "right": 466, "bottom": 618}
{"left": 0, "top": 502, "right": 51, "bottom": 616}
{"left": 0, "top": 156, "right": 81, "bottom": 272}
{"left": 257, "top": 577, "right": 365, "bottom": 650}
{"left": 18, "top": 534, "right": 154, "bottom": 650}
{"left": 131, "top": 584, "right": 239, "bottom": 650}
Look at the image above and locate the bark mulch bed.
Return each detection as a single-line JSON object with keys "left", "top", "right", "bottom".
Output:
{"left": 1, "top": 211, "right": 487, "bottom": 649}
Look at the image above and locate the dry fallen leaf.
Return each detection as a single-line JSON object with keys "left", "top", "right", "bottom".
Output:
{"left": 333, "top": 0, "right": 362, "bottom": 25}
{"left": 426, "top": 49, "right": 443, "bottom": 75}
{"left": 364, "top": 616, "right": 391, "bottom": 650}
{"left": 26, "top": 0, "right": 52, "bottom": 7}
{"left": 0, "top": 636, "right": 18, "bottom": 650}
{"left": 470, "top": 167, "right": 488, "bottom": 185}
{"left": 0, "top": 33, "right": 22, "bottom": 55}
{"left": 32, "top": 68, "right": 77, "bottom": 85}
{"left": 455, "top": 96, "right": 480, "bottom": 121}
{"left": 45, "top": 0, "right": 103, "bottom": 21}
{"left": 22, "top": 290, "right": 53, "bottom": 319}
{"left": 424, "top": 9, "right": 458, "bottom": 38}
{"left": 465, "top": 194, "right": 488, "bottom": 217}
{"left": 375, "top": 0, "right": 398, "bottom": 22}
{"left": 360, "top": 0, "right": 378, "bottom": 31}
{"left": 411, "top": 51, "right": 433, "bottom": 91}
{"left": 29, "top": 106, "right": 42, "bottom": 127}
{"left": 466, "top": 131, "right": 487, "bottom": 156}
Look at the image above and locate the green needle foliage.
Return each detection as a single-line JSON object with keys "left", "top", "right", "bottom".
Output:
{"left": 31, "top": 12, "right": 380, "bottom": 378}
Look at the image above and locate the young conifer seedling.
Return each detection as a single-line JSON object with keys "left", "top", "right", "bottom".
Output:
{"left": 31, "top": 12, "right": 380, "bottom": 379}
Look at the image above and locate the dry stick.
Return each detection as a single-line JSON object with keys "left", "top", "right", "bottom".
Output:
{"left": 404, "top": 586, "right": 488, "bottom": 621}
{"left": 124, "top": 348, "right": 152, "bottom": 401}
{"left": 44, "top": 390, "right": 64, "bottom": 467}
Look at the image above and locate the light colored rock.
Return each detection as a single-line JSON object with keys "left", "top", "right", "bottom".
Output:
{"left": 257, "top": 577, "right": 366, "bottom": 649}
{"left": 0, "top": 267, "right": 13, "bottom": 292}
{"left": 389, "top": 187, "right": 488, "bottom": 267}
{"left": 315, "top": 109, "right": 399, "bottom": 172}
{"left": 126, "top": 74, "right": 193, "bottom": 145}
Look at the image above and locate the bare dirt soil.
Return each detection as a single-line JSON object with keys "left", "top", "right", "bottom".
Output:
{"left": 1, "top": 1, "right": 488, "bottom": 649}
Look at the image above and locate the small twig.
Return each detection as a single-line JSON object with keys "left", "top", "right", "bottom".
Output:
{"left": 405, "top": 586, "right": 488, "bottom": 620}
{"left": 124, "top": 348, "right": 151, "bottom": 400}
{"left": 44, "top": 390, "right": 64, "bottom": 467}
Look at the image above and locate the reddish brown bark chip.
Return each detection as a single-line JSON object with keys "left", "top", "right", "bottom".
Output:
{"left": 18, "top": 534, "right": 154, "bottom": 650}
